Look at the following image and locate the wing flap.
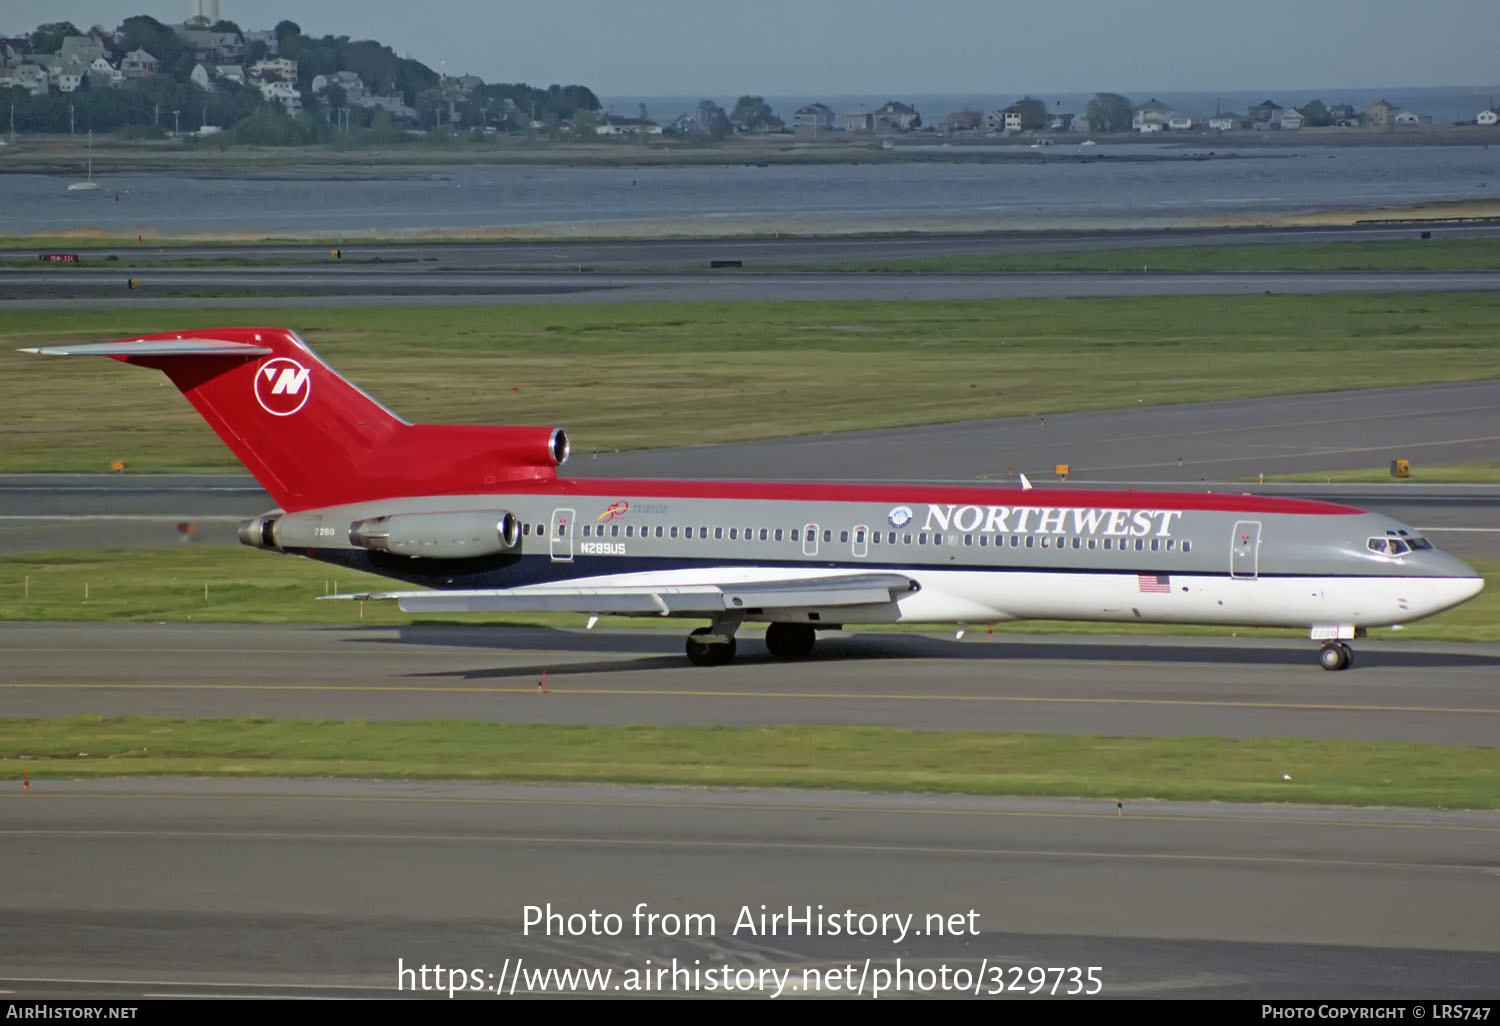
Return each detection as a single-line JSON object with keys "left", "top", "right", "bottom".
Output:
{"left": 334, "top": 572, "right": 916, "bottom": 617}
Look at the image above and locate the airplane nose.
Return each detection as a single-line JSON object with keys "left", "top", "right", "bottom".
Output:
{"left": 1425, "top": 574, "right": 1484, "bottom": 617}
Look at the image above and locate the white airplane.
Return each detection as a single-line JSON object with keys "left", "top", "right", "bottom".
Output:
{"left": 24, "top": 327, "right": 1484, "bottom": 670}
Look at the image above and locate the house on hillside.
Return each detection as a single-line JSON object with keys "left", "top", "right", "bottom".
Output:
{"left": 60, "top": 35, "right": 105, "bottom": 66}
{"left": 120, "top": 48, "right": 159, "bottom": 78}
{"left": 844, "top": 105, "right": 874, "bottom": 132}
{"left": 1280, "top": 107, "right": 1304, "bottom": 130}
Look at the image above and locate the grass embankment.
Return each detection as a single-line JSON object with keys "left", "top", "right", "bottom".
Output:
{"left": 767, "top": 237, "right": 1500, "bottom": 273}
{"left": 4, "top": 293, "right": 1500, "bottom": 472}
{"left": 2, "top": 547, "right": 1494, "bottom": 642}
{"left": 2, "top": 717, "right": 1496, "bottom": 808}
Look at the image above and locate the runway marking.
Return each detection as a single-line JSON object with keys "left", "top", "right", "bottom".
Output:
{"left": 2, "top": 681, "right": 1496, "bottom": 716}
{"left": 6, "top": 793, "right": 1497, "bottom": 834}
{"left": 0, "top": 827, "right": 1490, "bottom": 872}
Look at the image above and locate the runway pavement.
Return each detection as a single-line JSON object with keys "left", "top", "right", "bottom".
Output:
{"left": 1, "top": 780, "right": 1496, "bottom": 998}
{"left": 6, "top": 269, "right": 1500, "bottom": 309}
{"left": 4, "top": 381, "right": 1496, "bottom": 555}
{"left": 4, "top": 622, "right": 1499, "bottom": 743}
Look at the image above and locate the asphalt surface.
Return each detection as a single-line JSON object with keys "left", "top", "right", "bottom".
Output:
{"left": 2, "top": 780, "right": 1496, "bottom": 998}
{"left": 4, "top": 381, "right": 1496, "bottom": 556}
{"left": 6, "top": 222, "right": 1499, "bottom": 269}
{"left": 7, "top": 268, "right": 1500, "bottom": 309}
{"left": 4, "top": 623, "right": 1499, "bottom": 743}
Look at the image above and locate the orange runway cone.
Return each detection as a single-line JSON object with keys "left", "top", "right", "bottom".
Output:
{"left": 23, "top": 767, "right": 29, "bottom": 793}
{"left": 538, "top": 669, "right": 547, "bottom": 693}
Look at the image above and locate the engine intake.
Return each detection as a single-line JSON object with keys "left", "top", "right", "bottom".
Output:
{"left": 349, "top": 510, "right": 522, "bottom": 559}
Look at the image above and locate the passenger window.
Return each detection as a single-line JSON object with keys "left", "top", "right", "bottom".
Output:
{"left": 1165, "top": 539, "right": 1174, "bottom": 550}
{"left": 919, "top": 533, "right": 927, "bottom": 545}
{"left": 1135, "top": 539, "right": 1144, "bottom": 551}
{"left": 582, "top": 525, "right": 591, "bottom": 537}
{"left": 934, "top": 534, "right": 942, "bottom": 547}
{"left": 625, "top": 526, "right": 633, "bottom": 537}
{"left": 760, "top": 529, "right": 769, "bottom": 541}
{"left": 558, "top": 523, "right": 568, "bottom": 536}
{"left": 536, "top": 524, "right": 544, "bottom": 536}
{"left": 903, "top": 533, "right": 912, "bottom": 544}
{"left": 775, "top": 529, "right": 784, "bottom": 541}
{"left": 1010, "top": 536, "right": 1019, "bottom": 547}
{"left": 656, "top": 526, "right": 664, "bottom": 538}
{"left": 965, "top": 535, "right": 973, "bottom": 546}
{"left": 670, "top": 527, "right": 678, "bottom": 538}
{"left": 1072, "top": 538, "right": 1081, "bottom": 549}
{"left": 871, "top": 531, "right": 879, "bottom": 544}
{"left": 699, "top": 527, "right": 708, "bottom": 539}
{"left": 979, "top": 535, "right": 987, "bottom": 547}
{"left": 1183, "top": 541, "right": 1191, "bottom": 553}
{"left": 1150, "top": 538, "right": 1159, "bottom": 551}
{"left": 1087, "top": 538, "right": 1096, "bottom": 550}
{"left": 714, "top": 527, "right": 723, "bottom": 540}
{"left": 791, "top": 529, "right": 799, "bottom": 542}
{"left": 1040, "top": 537, "right": 1049, "bottom": 549}
{"left": 523, "top": 523, "right": 531, "bottom": 535}
{"left": 1026, "top": 536, "right": 1034, "bottom": 548}
{"left": 729, "top": 529, "right": 738, "bottom": 540}
{"left": 823, "top": 530, "right": 832, "bottom": 543}
{"left": 840, "top": 531, "right": 849, "bottom": 543}
{"left": 888, "top": 532, "right": 896, "bottom": 544}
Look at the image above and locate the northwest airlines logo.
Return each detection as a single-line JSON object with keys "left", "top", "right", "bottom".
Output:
{"left": 254, "top": 358, "right": 311, "bottom": 416}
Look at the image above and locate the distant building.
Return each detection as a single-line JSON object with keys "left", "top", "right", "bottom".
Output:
{"left": 249, "top": 57, "right": 297, "bottom": 83}
{"left": 793, "top": 103, "right": 836, "bottom": 135}
{"left": 1209, "top": 112, "right": 1243, "bottom": 131}
{"left": 1280, "top": 108, "right": 1305, "bottom": 130}
{"left": 1365, "top": 99, "right": 1400, "bottom": 129}
{"left": 1167, "top": 111, "right": 1199, "bottom": 131}
{"left": 259, "top": 79, "right": 303, "bottom": 115}
{"left": 120, "top": 48, "right": 159, "bottom": 78}
{"left": 597, "top": 114, "right": 661, "bottom": 136}
{"left": 1248, "top": 99, "right": 1283, "bottom": 125}
{"left": 940, "top": 110, "right": 981, "bottom": 133}
{"left": 1046, "top": 111, "right": 1075, "bottom": 132}
{"left": 59, "top": 35, "right": 105, "bottom": 66}
{"left": 1394, "top": 110, "right": 1426, "bottom": 127}
{"left": 190, "top": 62, "right": 215, "bottom": 91}
{"left": 667, "top": 113, "right": 701, "bottom": 135}
{"left": 1479, "top": 109, "right": 1499, "bottom": 126}
{"left": 844, "top": 104, "right": 874, "bottom": 133}
{"left": 11, "top": 63, "right": 48, "bottom": 95}
{"left": 873, "top": 99, "right": 919, "bottom": 132}
{"left": 1132, "top": 98, "right": 1172, "bottom": 132}
{"left": 86, "top": 57, "right": 122, "bottom": 89}
{"left": 1328, "top": 103, "right": 1356, "bottom": 121}
{"left": 215, "top": 64, "right": 245, "bottom": 85}
{"left": 243, "top": 29, "right": 278, "bottom": 57}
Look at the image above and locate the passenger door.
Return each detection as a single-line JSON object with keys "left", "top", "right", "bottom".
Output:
{"left": 1230, "top": 520, "right": 1261, "bottom": 579}
{"left": 550, "top": 507, "right": 575, "bottom": 562}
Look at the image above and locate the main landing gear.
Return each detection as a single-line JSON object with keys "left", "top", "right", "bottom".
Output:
{"left": 684, "top": 622, "right": 820, "bottom": 666}
{"left": 1318, "top": 642, "right": 1354, "bottom": 672}
{"left": 685, "top": 625, "right": 737, "bottom": 667}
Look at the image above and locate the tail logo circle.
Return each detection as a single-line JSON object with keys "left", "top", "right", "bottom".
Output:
{"left": 254, "top": 357, "right": 311, "bottom": 416}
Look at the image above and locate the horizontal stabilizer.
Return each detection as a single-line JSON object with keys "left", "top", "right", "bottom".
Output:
{"left": 19, "top": 339, "right": 274, "bottom": 357}
{"left": 326, "top": 572, "right": 917, "bottom": 618}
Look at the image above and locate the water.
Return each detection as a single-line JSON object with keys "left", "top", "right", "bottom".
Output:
{"left": 5, "top": 143, "right": 1500, "bottom": 237}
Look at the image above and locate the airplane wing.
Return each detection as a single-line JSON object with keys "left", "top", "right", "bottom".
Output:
{"left": 330, "top": 572, "right": 918, "bottom": 617}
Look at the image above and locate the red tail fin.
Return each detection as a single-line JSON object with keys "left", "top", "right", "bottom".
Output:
{"left": 23, "top": 327, "right": 569, "bottom": 511}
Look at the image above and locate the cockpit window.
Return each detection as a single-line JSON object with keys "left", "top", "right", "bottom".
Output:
{"left": 1408, "top": 537, "right": 1434, "bottom": 550}
{"left": 1367, "top": 537, "right": 1410, "bottom": 556}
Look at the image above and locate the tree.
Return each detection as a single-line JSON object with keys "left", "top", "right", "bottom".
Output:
{"left": 30, "top": 22, "right": 82, "bottom": 54}
{"left": 247, "top": 39, "right": 269, "bottom": 64}
{"left": 1012, "top": 96, "right": 1046, "bottom": 130}
{"left": 1300, "top": 99, "right": 1332, "bottom": 127}
{"left": 730, "top": 95, "right": 783, "bottom": 133}
{"left": 1085, "top": 92, "right": 1132, "bottom": 133}
{"left": 696, "top": 99, "right": 731, "bottom": 140}
{"left": 210, "top": 20, "right": 243, "bottom": 38}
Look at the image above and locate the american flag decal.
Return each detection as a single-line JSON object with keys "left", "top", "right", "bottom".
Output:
{"left": 1137, "top": 573, "right": 1171, "bottom": 593}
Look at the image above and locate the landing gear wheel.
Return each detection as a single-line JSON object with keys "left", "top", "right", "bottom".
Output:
{"left": 686, "top": 627, "right": 736, "bottom": 667}
{"left": 1318, "top": 643, "right": 1351, "bottom": 671}
{"left": 764, "top": 622, "right": 816, "bottom": 660}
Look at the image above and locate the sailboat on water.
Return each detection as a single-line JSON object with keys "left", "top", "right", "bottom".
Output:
{"left": 67, "top": 130, "right": 100, "bottom": 192}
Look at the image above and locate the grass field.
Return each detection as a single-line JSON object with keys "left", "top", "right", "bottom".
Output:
{"left": 2, "top": 546, "right": 1494, "bottom": 641}
{"left": 4, "top": 294, "right": 1500, "bottom": 472}
{"left": 3, "top": 717, "right": 1496, "bottom": 808}
{"left": 764, "top": 237, "right": 1500, "bottom": 273}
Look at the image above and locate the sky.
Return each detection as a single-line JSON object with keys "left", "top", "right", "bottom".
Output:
{"left": 5, "top": 1, "right": 1498, "bottom": 99}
